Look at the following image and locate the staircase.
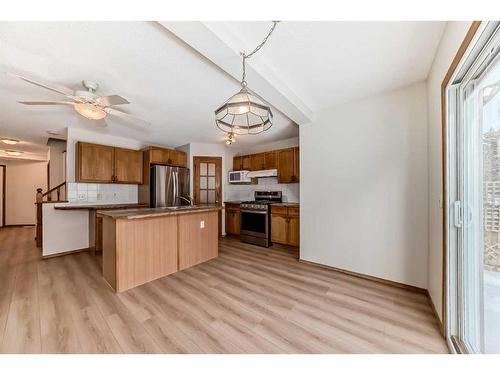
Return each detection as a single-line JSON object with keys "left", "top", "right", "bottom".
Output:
{"left": 35, "top": 182, "right": 66, "bottom": 248}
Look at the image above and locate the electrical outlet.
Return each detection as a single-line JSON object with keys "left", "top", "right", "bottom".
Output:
{"left": 77, "top": 193, "right": 87, "bottom": 201}
{"left": 200, "top": 220, "right": 205, "bottom": 229}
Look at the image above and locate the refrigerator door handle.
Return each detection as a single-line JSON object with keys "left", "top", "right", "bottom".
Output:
{"left": 174, "top": 170, "right": 178, "bottom": 205}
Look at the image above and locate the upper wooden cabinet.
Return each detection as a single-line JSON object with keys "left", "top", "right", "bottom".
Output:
{"left": 242, "top": 155, "right": 251, "bottom": 170}
{"left": 147, "top": 146, "right": 187, "bottom": 168}
{"left": 250, "top": 153, "right": 265, "bottom": 171}
{"left": 277, "top": 147, "right": 299, "bottom": 183}
{"left": 77, "top": 142, "right": 115, "bottom": 183}
{"left": 233, "top": 156, "right": 243, "bottom": 171}
{"left": 264, "top": 151, "right": 277, "bottom": 170}
{"left": 77, "top": 142, "right": 143, "bottom": 184}
{"left": 231, "top": 146, "right": 299, "bottom": 183}
{"left": 114, "top": 147, "right": 143, "bottom": 184}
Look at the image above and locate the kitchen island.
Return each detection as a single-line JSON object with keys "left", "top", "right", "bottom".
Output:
{"left": 99, "top": 205, "right": 221, "bottom": 292}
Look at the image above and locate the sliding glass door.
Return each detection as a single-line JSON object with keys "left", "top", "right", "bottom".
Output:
{"left": 447, "top": 22, "right": 500, "bottom": 353}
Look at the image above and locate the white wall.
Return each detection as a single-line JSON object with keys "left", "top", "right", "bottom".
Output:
{"left": 1, "top": 158, "right": 48, "bottom": 225}
{"left": 427, "top": 21, "right": 472, "bottom": 320}
{"left": 48, "top": 139, "right": 66, "bottom": 189}
{"left": 300, "top": 81, "right": 429, "bottom": 288}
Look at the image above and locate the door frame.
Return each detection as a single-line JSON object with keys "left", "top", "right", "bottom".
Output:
{"left": 441, "top": 21, "right": 482, "bottom": 342}
{"left": 192, "top": 156, "right": 222, "bottom": 236}
{"left": 0, "top": 164, "right": 5, "bottom": 228}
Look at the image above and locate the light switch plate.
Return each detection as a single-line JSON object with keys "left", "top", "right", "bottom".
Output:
{"left": 200, "top": 220, "right": 205, "bottom": 229}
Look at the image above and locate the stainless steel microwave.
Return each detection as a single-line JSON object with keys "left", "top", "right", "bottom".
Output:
{"left": 228, "top": 170, "right": 251, "bottom": 184}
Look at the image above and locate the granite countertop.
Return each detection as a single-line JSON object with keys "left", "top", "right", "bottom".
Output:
{"left": 270, "top": 202, "right": 300, "bottom": 207}
{"left": 224, "top": 201, "right": 242, "bottom": 204}
{"left": 98, "top": 205, "right": 222, "bottom": 220}
{"left": 54, "top": 203, "right": 148, "bottom": 210}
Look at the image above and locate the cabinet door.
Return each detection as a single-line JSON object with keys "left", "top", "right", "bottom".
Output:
{"left": 264, "top": 151, "right": 277, "bottom": 170}
{"left": 242, "top": 155, "right": 251, "bottom": 170}
{"left": 288, "top": 215, "right": 300, "bottom": 247}
{"left": 114, "top": 148, "right": 143, "bottom": 184}
{"left": 277, "top": 148, "right": 294, "bottom": 183}
{"left": 271, "top": 214, "right": 288, "bottom": 245}
{"left": 170, "top": 150, "right": 187, "bottom": 167}
{"left": 150, "top": 147, "right": 169, "bottom": 164}
{"left": 250, "top": 153, "right": 265, "bottom": 171}
{"left": 77, "top": 142, "right": 114, "bottom": 183}
{"left": 293, "top": 147, "right": 300, "bottom": 182}
{"left": 225, "top": 209, "right": 240, "bottom": 235}
{"left": 233, "top": 156, "right": 243, "bottom": 171}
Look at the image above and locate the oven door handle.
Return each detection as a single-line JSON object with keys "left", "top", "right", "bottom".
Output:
{"left": 240, "top": 209, "right": 268, "bottom": 214}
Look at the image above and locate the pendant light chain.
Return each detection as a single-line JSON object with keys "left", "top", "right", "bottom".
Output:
{"left": 215, "top": 21, "right": 279, "bottom": 137}
{"left": 241, "top": 21, "right": 280, "bottom": 87}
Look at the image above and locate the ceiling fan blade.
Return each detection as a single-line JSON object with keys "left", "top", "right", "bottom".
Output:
{"left": 7, "top": 73, "right": 74, "bottom": 97}
{"left": 97, "top": 95, "right": 130, "bottom": 107}
{"left": 18, "top": 100, "right": 74, "bottom": 105}
{"left": 104, "top": 107, "right": 150, "bottom": 127}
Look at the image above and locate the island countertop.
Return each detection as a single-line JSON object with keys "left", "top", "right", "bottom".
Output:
{"left": 98, "top": 205, "right": 222, "bottom": 220}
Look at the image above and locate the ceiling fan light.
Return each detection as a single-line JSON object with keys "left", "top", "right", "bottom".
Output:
{"left": 1, "top": 138, "right": 19, "bottom": 145}
{"left": 74, "top": 103, "right": 107, "bottom": 120}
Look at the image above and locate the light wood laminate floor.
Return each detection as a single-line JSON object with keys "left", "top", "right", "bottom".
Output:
{"left": 0, "top": 226, "right": 448, "bottom": 353}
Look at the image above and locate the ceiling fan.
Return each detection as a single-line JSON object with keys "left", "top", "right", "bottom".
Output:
{"left": 9, "top": 73, "right": 150, "bottom": 127}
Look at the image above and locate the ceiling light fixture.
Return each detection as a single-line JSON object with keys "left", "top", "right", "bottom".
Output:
{"left": 1, "top": 138, "right": 19, "bottom": 145}
{"left": 74, "top": 103, "right": 107, "bottom": 120}
{"left": 5, "top": 150, "right": 23, "bottom": 156}
{"left": 225, "top": 133, "right": 236, "bottom": 145}
{"left": 215, "top": 21, "right": 279, "bottom": 136}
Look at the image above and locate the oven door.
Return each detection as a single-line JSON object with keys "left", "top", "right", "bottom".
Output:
{"left": 240, "top": 209, "right": 268, "bottom": 238}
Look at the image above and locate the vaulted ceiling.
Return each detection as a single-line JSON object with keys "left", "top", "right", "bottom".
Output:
{"left": 0, "top": 21, "right": 445, "bottom": 159}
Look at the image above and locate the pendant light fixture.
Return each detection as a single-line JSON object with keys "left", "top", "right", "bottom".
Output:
{"left": 215, "top": 21, "right": 279, "bottom": 136}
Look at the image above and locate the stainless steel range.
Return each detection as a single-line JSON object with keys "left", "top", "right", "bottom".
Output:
{"left": 240, "top": 191, "right": 282, "bottom": 247}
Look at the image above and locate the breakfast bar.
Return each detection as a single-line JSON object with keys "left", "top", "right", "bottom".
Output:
{"left": 99, "top": 205, "right": 221, "bottom": 292}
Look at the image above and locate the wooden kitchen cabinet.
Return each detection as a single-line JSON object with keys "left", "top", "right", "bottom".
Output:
{"left": 271, "top": 213, "right": 288, "bottom": 244}
{"left": 242, "top": 155, "right": 251, "bottom": 170}
{"left": 77, "top": 142, "right": 115, "bottom": 183}
{"left": 233, "top": 156, "right": 243, "bottom": 171}
{"left": 264, "top": 151, "right": 277, "bottom": 170}
{"left": 271, "top": 205, "right": 300, "bottom": 247}
{"left": 77, "top": 142, "right": 143, "bottom": 184}
{"left": 250, "top": 153, "right": 266, "bottom": 171}
{"left": 169, "top": 149, "right": 187, "bottom": 167}
{"left": 114, "top": 147, "right": 143, "bottom": 184}
{"left": 225, "top": 203, "right": 240, "bottom": 235}
{"left": 232, "top": 146, "right": 298, "bottom": 178}
{"left": 148, "top": 146, "right": 187, "bottom": 167}
{"left": 278, "top": 147, "right": 300, "bottom": 183}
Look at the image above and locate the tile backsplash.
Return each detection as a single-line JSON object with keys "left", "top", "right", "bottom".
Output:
{"left": 225, "top": 177, "right": 299, "bottom": 202}
{"left": 67, "top": 183, "right": 138, "bottom": 204}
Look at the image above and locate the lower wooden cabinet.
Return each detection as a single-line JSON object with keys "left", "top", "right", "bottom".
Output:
{"left": 271, "top": 205, "right": 299, "bottom": 247}
{"left": 225, "top": 203, "right": 240, "bottom": 235}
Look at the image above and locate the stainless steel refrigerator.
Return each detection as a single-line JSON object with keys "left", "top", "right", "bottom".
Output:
{"left": 150, "top": 165, "right": 191, "bottom": 208}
